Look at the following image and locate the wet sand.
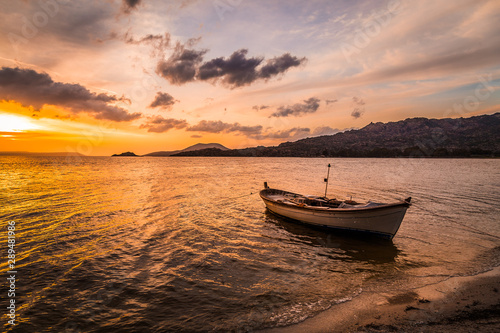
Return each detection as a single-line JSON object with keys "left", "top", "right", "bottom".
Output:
{"left": 264, "top": 266, "right": 500, "bottom": 332}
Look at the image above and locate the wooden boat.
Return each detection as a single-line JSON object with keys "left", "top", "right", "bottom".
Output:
{"left": 260, "top": 182, "right": 411, "bottom": 239}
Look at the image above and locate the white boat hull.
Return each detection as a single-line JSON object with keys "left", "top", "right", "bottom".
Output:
{"left": 260, "top": 188, "right": 410, "bottom": 239}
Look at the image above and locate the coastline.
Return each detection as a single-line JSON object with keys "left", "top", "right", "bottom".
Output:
{"left": 263, "top": 266, "right": 500, "bottom": 332}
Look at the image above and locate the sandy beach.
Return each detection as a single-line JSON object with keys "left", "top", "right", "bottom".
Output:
{"left": 264, "top": 266, "right": 500, "bottom": 333}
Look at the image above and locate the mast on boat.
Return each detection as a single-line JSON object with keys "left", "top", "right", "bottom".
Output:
{"left": 324, "top": 163, "right": 331, "bottom": 198}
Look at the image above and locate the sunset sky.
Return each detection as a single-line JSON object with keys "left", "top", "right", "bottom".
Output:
{"left": 0, "top": 0, "right": 499, "bottom": 155}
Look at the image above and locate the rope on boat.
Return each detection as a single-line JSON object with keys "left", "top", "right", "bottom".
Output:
{"left": 190, "top": 191, "right": 258, "bottom": 211}
{"left": 178, "top": 191, "right": 258, "bottom": 214}
{"left": 211, "top": 191, "right": 259, "bottom": 211}
{"left": 217, "top": 191, "right": 259, "bottom": 203}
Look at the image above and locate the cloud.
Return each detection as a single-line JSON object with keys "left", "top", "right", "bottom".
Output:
{"left": 186, "top": 119, "right": 311, "bottom": 141}
{"left": 351, "top": 108, "right": 363, "bottom": 119}
{"left": 197, "top": 50, "right": 306, "bottom": 88}
{"left": 0, "top": 67, "right": 141, "bottom": 121}
{"left": 156, "top": 43, "right": 207, "bottom": 85}
{"left": 311, "top": 126, "right": 341, "bottom": 136}
{"left": 163, "top": 117, "right": 338, "bottom": 142}
{"left": 122, "top": 32, "right": 171, "bottom": 58}
{"left": 187, "top": 120, "right": 231, "bottom": 133}
{"left": 259, "top": 53, "right": 307, "bottom": 79}
{"left": 254, "top": 127, "right": 311, "bottom": 140}
{"left": 252, "top": 105, "right": 269, "bottom": 111}
{"left": 252, "top": 126, "right": 344, "bottom": 141}
{"left": 325, "top": 99, "right": 338, "bottom": 105}
{"left": 197, "top": 49, "right": 263, "bottom": 87}
{"left": 270, "top": 97, "right": 321, "bottom": 117}
{"left": 362, "top": 44, "right": 500, "bottom": 83}
{"left": 187, "top": 120, "right": 262, "bottom": 135}
{"left": 139, "top": 115, "right": 188, "bottom": 133}
{"left": 156, "top": 45, "right": 306, "bottom": 88}
{"left": 352, "top": 96, "right": 365, "bottom": 105}
{"left": 125, "top": 33, "right": 168, "bottom": 45}
{"left": 1, "top": 2, "right": 117, "bottom": 55}
{"left": 351, "top": 96, "right": 365, "bottom": 119}
{"left": 149, "top": 92, "right": 177, "bottom": 110}
{"left": 231, "top": 123, "right": 265, "bottom": 135}
{"left": 122, "top": 0, "right": 142, "bottom": 14}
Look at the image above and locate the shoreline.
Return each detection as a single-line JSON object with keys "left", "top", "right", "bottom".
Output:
{"left": 263, "top": 266, "right": 500, "bottom": 332}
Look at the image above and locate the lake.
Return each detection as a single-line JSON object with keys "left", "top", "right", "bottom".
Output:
{"left": 1, "top": 157, "right": 499, "bottom": 332}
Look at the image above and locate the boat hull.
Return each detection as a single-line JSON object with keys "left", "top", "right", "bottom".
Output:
{"left": 260, "top": 189, "right": 410, "bottom": 239}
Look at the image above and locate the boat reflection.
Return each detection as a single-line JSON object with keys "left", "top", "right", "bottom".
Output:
{"left": 264, "top": 211, "right": 400, "bottom": 264}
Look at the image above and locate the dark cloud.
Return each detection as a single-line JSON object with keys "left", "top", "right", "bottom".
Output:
{"left": 130, "top": 33, "right": 169, "bottom": 44}
{"left": 149, "top": 92, "right": 177, "bottom": 110}
{"left": 156, "top": 43, "right": 207, "bottom": 85}
{"left": 197, "top": 49, "right": 263, "bottom": 87}
{"left": 187, "top": 120, "right": 262, "bottom": 135}
{"left": 185, "top": 37, "right": 202, "bottom": 47}
{"left": 122, "top": 0, "right": 142, "bottom": 14}
{"left": 156, "top": 45, "right": 306, "bottom": 88}
{"left": 190, "top": 134, "right": 202, "bottom": 138}
{"left": 325, "top": 99, "right": 338, "bottom": 105}
{"left": 0, "top": 67, "right": 141, "bottom": 121}
{"left": 351, "top": 108, "right": 363, "bottom": 119}
{"left": 259, "top": 53, "right": 306, "bottom": 79}
{"left": 139, "top": 115, "right": 188, "bottom": 133}
{"left": 232, "top": 123, "right": 264, "bottom": 135}
{"left": 270, "top": 97, "right": 321, "bottom": 118}
{"left": 196, "top": 49, "right": 306, "bottom": 88}
{"left": 351, "top": 96, "right": 365, "bottom": 119}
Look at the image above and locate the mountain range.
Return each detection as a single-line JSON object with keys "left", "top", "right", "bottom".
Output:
{"left": 172, "top": 113, "right": 500, "bottom": 158}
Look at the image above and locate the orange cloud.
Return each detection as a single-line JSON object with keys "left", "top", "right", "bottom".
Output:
{"left": 0, "top": 67, "right": 141, "bottom": 121}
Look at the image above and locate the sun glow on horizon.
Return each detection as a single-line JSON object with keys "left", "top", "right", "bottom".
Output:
{"left": 0, "top": 113, "right": 42, "bottom": 133}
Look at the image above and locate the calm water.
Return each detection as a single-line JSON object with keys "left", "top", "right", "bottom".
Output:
{"left": 1, "top": 157, "right": 499, "bottom": 332}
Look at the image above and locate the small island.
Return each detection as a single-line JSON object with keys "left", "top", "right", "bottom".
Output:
{"left": 111, "top": 151, "right": 139, "bottom": 157}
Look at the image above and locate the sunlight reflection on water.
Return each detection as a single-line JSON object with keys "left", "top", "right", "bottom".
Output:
{"left": 0, "top": 156, "right": 499, "bottom": 332}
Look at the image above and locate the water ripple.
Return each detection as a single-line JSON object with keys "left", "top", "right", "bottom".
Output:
{"left": 0, "top": 157, "right": 498, "bottom": 332}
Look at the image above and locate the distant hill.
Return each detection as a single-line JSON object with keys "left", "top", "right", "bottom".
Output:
{"left": 173, "top": 113, "right": 500, "bottom": 158}
{"left": 144, "top": 143, "right": 229, "bottom": 157}
{"left": 172, "top": 147, "right": 243, "bottom": 157}
{"left": 112, "top": 151, "right": 139, "bottom": 157}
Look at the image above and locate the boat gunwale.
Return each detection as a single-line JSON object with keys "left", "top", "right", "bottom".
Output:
{"left": 259, "top": 188, "right": 411, "bottom": 212}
